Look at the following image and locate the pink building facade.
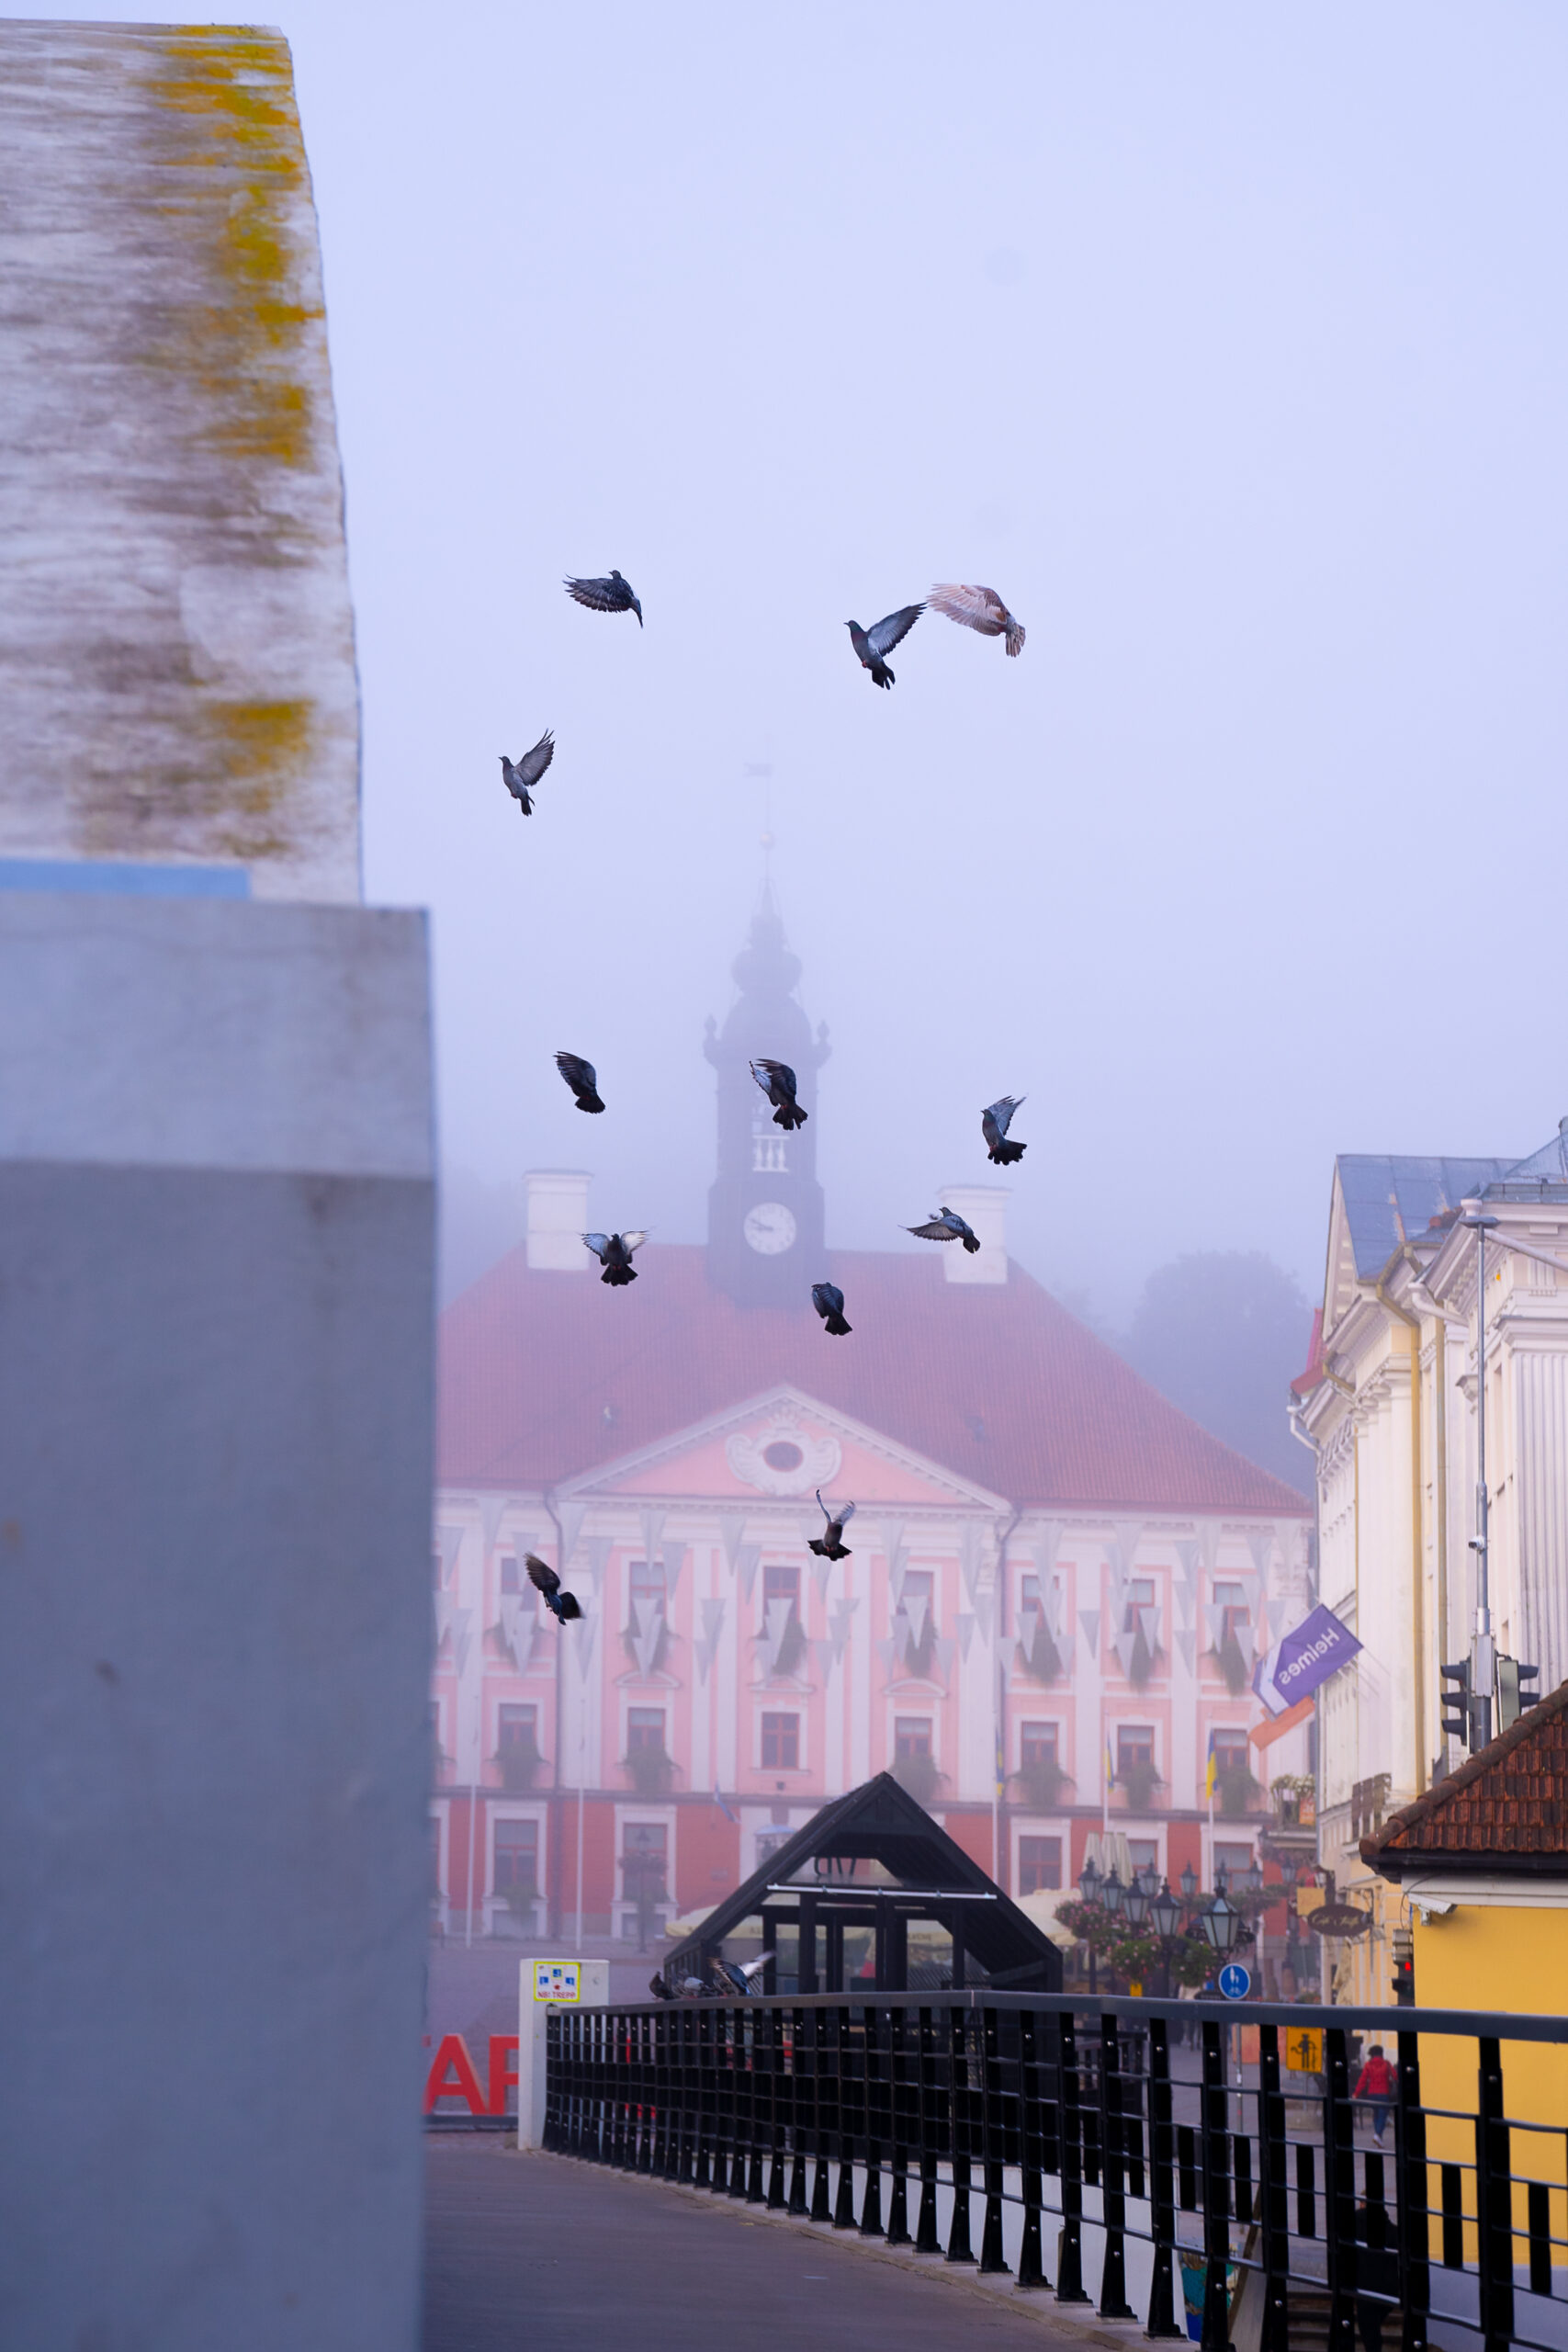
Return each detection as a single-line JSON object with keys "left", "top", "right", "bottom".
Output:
{"left": 433, "top": 901, "right": 1312, "bottom": 1942}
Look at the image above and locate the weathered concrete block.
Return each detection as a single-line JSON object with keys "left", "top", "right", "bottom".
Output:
{"left": 0, "top": 895, "right": 434, "bottom": 2352}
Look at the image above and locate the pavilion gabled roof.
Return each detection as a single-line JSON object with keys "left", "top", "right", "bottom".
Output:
{"left": 663, "top": 1770, "right": 1062, "bottom": 1987}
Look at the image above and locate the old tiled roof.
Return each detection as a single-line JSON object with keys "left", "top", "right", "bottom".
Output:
{"left": 1361, "top": 1678, "right": 1568, "bottom": 1879}
{"left": 1337, "top": 1156, "right": 1518, "bottom": 1281}
{"left": 438, "top": 1243, "right": 1312, "bottom": 1517}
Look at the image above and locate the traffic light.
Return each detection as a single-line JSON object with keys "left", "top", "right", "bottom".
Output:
{"left": 1439, "top": 1658, "right": 1472, "bottom": 1748}
{"left": 1497, "top": 1657, "right": 1540, "bottom": 1732}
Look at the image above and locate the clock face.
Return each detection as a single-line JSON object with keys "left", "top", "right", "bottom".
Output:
{"left": 743, "top": 1201, "right": 797, "bottom": 1255}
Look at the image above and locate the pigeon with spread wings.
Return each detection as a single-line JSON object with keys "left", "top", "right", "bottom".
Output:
{"left": 908, "top": 1205, "right": 982, "bottom": 1254}
{"left": 845, "top": 603, "right": 923, "bottom": 689}
{"left": 500, "top": 730, "right": 554, "bottom": 815}
{"left": 555, "top": 1052, "right": 604, "bottom": 1114}
{"left": 564, "top": 569, "right": 642, "bottom": 625}
{"left": 809, "top": 1490, "right": 855, "bottom": 1561}
{"left": 525, "top": 1553, "right": 583, "bottom": 1623}
{"left": 927, "top": 582, "right": 1025, "bottom": 658}
{"left": 811, "top": 1281, "right": 851, "bottom": 1336}
{"left": 582, "top": 1229, "right": 647, "bottom": 1285}
{"left": 982, "top": 1094, "right": 1026, "bottom": 1165}
{"left": 750, "top": 1057, "right": 807, "bottom": 1130}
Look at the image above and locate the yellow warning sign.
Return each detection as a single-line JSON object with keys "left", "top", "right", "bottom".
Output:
{"left": 1286, "top": 2027, "right": 1324, "bottom": 2074}
{"left": 532, "top": 1961, "right": 581, "bottom": 2003}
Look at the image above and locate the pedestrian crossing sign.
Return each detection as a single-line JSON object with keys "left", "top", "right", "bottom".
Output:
{"left": 1287, "top": 2027, "right": 1324, "bottom": 2074}
{"left": 532, "top": 1961, "right": 581, "bottom": 2003}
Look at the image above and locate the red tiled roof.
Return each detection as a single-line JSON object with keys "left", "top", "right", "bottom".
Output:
{"left": 438, "top": 1244, "right": 1311, "bottom": 1516}
{"left": 1291, "top": 1307, "right": 1325, "bottom": 1399}
{"left": 1362, "top": 1678, "right": 1568, "bottom": 1877}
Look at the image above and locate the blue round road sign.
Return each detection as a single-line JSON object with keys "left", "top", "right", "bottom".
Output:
{"left": 1218, "top": 1962, "right": 1251, "bottom": 2001}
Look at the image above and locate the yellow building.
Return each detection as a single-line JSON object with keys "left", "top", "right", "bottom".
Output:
{"left": 1362, "top": 1676, "right": 1568, "bottom": 2269}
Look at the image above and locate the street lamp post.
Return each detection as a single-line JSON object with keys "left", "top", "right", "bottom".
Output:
{"left": 1461, "top": 1210, "right": 1500, "bottom": 1748}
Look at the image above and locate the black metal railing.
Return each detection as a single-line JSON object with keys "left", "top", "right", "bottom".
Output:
{"left": 543, "top": 1991, "right": 1568, "bottom": 2352}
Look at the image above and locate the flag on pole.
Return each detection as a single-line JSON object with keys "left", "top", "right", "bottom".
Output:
{"left": 712, "top": 1783, "right": 739, "bottom": 1825}
{"left": 1204, "top": 1731, "right": 1219, "bottom": 1800}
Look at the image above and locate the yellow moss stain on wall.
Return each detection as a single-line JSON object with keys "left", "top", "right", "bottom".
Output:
{"left": 145, "top": 30, "right": 321, "bottom": 472}
{"left": 202, "top": 697, "right": 315, "bottom": 859}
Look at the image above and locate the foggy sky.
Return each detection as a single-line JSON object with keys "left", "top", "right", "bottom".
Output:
{"left": 20, "top": 2, "right": 1568, "bottom": 1325}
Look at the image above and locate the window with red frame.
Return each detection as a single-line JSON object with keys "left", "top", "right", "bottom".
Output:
{"left": 1018, "top": 1836, "right": 1062, "bottom": 1894}
{"left": 761, "top": 1713, "right": 799, "bottom": 1769}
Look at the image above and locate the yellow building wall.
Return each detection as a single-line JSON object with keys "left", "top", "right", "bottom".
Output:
{"left": 1412, "top": 1905, "right": 1568, "bottom": 2271}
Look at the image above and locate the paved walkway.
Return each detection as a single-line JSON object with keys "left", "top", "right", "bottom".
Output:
{"left": 423, "top": 2143, "right": 1122, "bottom": 2352}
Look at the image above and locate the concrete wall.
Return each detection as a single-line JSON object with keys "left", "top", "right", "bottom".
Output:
{"left": 0, "top": 23, "right": 361, "bottom": 901}
{"left": 0, "top": 893, "right": 434, "bottom": 2351}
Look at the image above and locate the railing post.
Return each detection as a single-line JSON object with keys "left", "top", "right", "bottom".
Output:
{"left": 694, "top": 2006, "right": 713, "bottom": 2187}
{"left": 915, "top": 2005, "right": 941, "bottom": 2254}
{"left": 886, "top": 2002, "right": 911, "bottom": 2245}
{"left": 1055, "top": 2007, "right": 1089, "bottom": 2304}
{"left": 1016, "top": 2007, "right": 1051, "bottom": 2291}
{"left": 1394, "top": 2027, "right": 1430, "bottom": 2352}
{"left": 1199, "top": 2016, "right": 1233, "bottom": 2352}
{"left": 978, "top": 2004, "right": 1010, "bottom": 2274}
{"left": 767, "top": 2007, "right": 787, "bottom": 2209}
{"left": 1098, "top": 2011, "right": 1134, "bottom": 2317}
{"left": 1257, "top": 2024, "right": 1290, "bottom": 2352}
{"left": 810, "top": 2006, "right": 833, "bottom": 2222}
{"left": 1323, "top": 2025, "right": 1359, "bottom": 2351}
{"left": 861, "top": 2002, "right": 885, "bottom": 2236}
{"left": 1145, "top": 2014, "right": 1183, "bottom": 2338}
{"left": 833, "top": 2005, "right": 857, "bottom": 2227}
{"left": 946, "top": 2005, "right": 975, "bottom": 2262}
{"left": 1473, "top": 2035, "right": 1515, "bottom": 2352}
{"left": 788, "top": 2006, "right": 809, "bottom": 2215}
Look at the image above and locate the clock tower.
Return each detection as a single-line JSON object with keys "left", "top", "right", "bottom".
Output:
{"left": 705, "top": 887, "right": 829, "bottom": 1306}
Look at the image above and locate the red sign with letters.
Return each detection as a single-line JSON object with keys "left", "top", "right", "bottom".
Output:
{"left": 423, "top": 2032, "right": 519, "bottom": 2115}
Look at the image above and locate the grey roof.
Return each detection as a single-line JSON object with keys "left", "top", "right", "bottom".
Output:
{"left": 1485, "top": 1121, "right": 1568, "bottom": 1203}
{"left": 1337, "top": 1156, "right": 1519, "bottom": 1279}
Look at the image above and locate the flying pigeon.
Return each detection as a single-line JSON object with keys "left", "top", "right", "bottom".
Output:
{"left": 525, "top": 1553, "right": 583, "bottom": 1623}
{"left": 564, "top": 569, "right": 642, "bottom": 625}
{"left": 808, "top": 1489, "right": 855, "bottom": 1561}
{"left": 908, "top": 1206, "right": 981, "bottom": 1254}
{"left": 500, "top": 729, "right": 554, "bottom": 815}
{"left": 811, "top": 1281, "right": 851, "bottom": 1336}
{"left": 582, "top": 1229, "right": 647, "bottom": 1285}
{"left": 718, "top": 1953, "right": 772, "bottom": 1995}
{"left": 927, "top": 582, "right": 1025, "bottom": 658}
{"left": 845, "top": 603, "right": 924, "bottom": 689}
{"left": 750, "top": 1057, "right": 807, "bottom": 1130}
{"left": 555, "top": 1051, "right": 604, "bottom": 1114}
{"left": 981, "top": 1094, "right": 1026, "bottom": 1165}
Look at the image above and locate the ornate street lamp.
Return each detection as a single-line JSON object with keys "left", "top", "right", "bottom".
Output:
{"left": 1137, "top": 1860, "right": 1162, "bottom": 1900}
{"left": 1149, "top": 1880, "right": 1183, "bottom": 1943}
{"left": 1078, "top": 1855, "right": 1101, "bottom": 1905}
{"left": 1123, "top": 1875, "right": 1149, "bottom": 1928}
{"left": 1179, "top": 1860, "right": 1198, "bottom": 1904}
{"left": 1100, "top": 1868, "right": 1125, "bottom": 1919}
{"left": 1195, "top": 1888, "right": 1243, "bottom": 1957}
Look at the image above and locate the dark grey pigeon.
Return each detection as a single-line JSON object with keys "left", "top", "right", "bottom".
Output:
{"left": 750, "top": 1057, "right": 807, "bottom": 1130}
{"left": 908, "top": 1205, "right": 981, "bottom": 1254}
{"left": 501, "top": 729, "right": 554, "bottom": 814}
{"left": 525, "top": 1552, "right": 582, "bottom": 1623}
{"left": 564, "top": 569, "right": 642, "bottom": 625}
{"left": 811, "top": 1281, "right": 851, "bottom": 1336}
{"left": 808, "top": 1489, "right": 855, "bottom": 1561}
{"left": 582, "top": 1228, "right": 647, "bottom": 1286}
{"left": 981, "top": 1094, "right": 1026, "bottom": 1165}
{"left": 846, "top": 603, "right": 923, "bottom": 689}
{"left": 555, "top": 1051, "right": 604, "bottom": 1114}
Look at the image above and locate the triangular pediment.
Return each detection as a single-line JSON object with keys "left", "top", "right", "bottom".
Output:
{"left": 1323, "top": 1167, "right": 1361, "bottom": 1340}
{"left": 556, "top": 1384, "right": 1008, "bottom": 1516}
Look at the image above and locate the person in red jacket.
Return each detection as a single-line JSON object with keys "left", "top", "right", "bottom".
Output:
{"left": 1353, "top": 2044, "right": 1396, "bottom": 2143}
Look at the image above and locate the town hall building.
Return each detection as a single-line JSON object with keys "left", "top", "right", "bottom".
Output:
{"left": 432, "top": 895, "right": 1312, "bottom": 1946}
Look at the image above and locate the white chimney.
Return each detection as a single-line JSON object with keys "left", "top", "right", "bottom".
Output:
{"left": 936, "top": 1184, "right": 1010, "bottom": 1283}
{"left": 524, "top": 1170, "right": 591, "bottom": 1272}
